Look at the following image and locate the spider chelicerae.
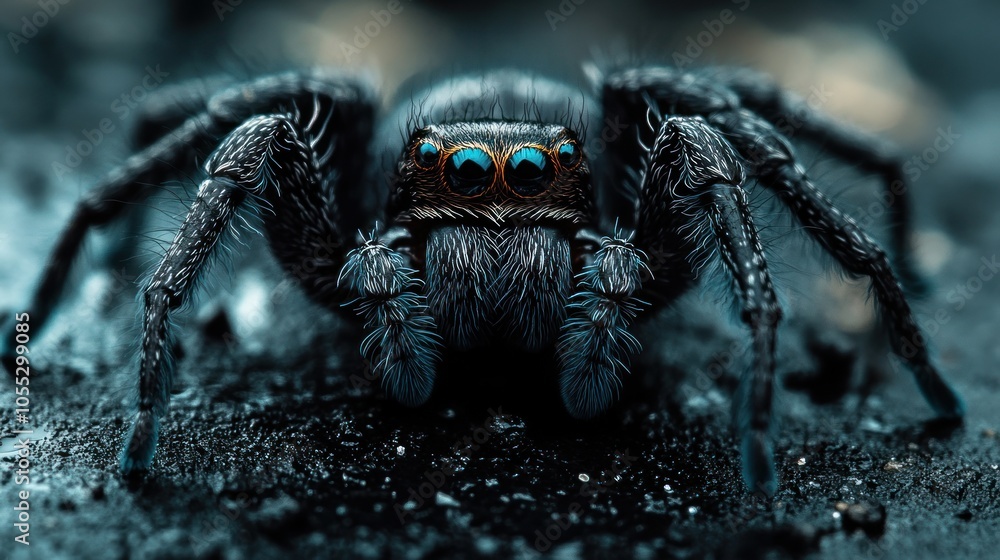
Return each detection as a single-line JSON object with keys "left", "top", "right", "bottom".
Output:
{"left": 2, "top": 63, "right": 964, "bottom": 497}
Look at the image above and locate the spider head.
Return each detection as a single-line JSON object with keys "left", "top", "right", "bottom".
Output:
{"left": 393, "top": 121, "right": 594, "bottom": 227}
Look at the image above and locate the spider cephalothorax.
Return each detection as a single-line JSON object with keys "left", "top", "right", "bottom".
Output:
{"left": 3, "top": 64, "right": 964, "bottom": 498}
{"left": 381, "top": 121, "right": 597, "bottom": 377}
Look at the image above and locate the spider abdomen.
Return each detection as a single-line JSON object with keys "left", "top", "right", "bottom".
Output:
{"left": 425, "top": 225, "right": 573, "bottom": 352}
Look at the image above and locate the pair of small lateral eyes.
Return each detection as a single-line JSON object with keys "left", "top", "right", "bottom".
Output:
{"left": 414, "top": 140, "right": 582, "bottom": 196}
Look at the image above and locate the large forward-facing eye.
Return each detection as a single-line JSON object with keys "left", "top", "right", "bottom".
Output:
{"left": 446, "top": 147, "right": 494, "bottom": 196}
{"left": 505, "top": 146, "right": 551, "bottom": 196}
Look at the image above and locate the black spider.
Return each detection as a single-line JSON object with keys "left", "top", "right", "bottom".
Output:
{"left": 2, "top": 64, "right": 964, "bottom": 497}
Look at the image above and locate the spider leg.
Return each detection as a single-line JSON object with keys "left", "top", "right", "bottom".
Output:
{"left": 556, "top": 231, "right": 647, "bottom": 419}
{"left": 131, "top": 76, "right": 236, "bottom": 150}
{"left": 704, "top": 67, "right": 928, "bottom": 295}
{"left": 122, "top": 172, "right": 237, "bottom": 474}
{"left": 708, "top": 108, "right": 964, "bottom": 419}
{"left": 122, "top": 74, "right": 375, "bottom": 471}
{"left": 599, "top": 65, "right": 926, "bottom": 294}
{"left": 338, "top": 232, "right": 443, "bottom": 407}
{"left": 0, "top": 113, "right": 223, "bottom": 377}
{"left": 99, "top": 77, "right": 239, "bottom": 281}
{"left": 633, "top": 115, "right": 783, "bottom": 496}
{"left": 1, "top": 71, "right": 372, "bottom": 375}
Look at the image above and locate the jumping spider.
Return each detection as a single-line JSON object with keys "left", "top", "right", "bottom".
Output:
{"left": 3, "top": 64, "right": 964, "bottom": 496}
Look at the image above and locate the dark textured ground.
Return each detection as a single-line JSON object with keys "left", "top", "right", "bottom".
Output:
{"left": 2, "top": 1, "right": 1000, "bottom": 559}
{"left": 3, "top": 238, "right": 1000, "bottom": 560}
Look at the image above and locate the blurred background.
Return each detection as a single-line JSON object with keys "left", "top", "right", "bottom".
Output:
{"left": 2, "top": 1, "right": 999, "bottom": 559}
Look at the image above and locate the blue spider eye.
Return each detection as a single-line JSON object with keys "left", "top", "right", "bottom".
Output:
{"left": 557, "top": 141, "right": 579, "bottom": 166}
{"left": 505, "top": 146, "right": 551, "bottom": 196}
{"left": 446, "top": 147, "right": 494, "bottom": 195}
{"left": 417, "top": 142, "right": 439, "bottom": 165}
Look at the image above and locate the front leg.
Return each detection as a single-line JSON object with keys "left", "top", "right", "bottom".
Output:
{"left": 122, "top": 114, "right": 322, "bottom": 473}
{"left": 557, "top": 232, "right": 648, "bottom": 419}
{"left": 339, "top": 231, "right": 443, "bottom": 406}
{"left": 122, "top": 176, "right": 241, "bottom": 474}
{"left": 633, "top": 115, "right": 783, "bottom": 496}
{"left": 121, "top": 79, "right": 373, "bottom": 472}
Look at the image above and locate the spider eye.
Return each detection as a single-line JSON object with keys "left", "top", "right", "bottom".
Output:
{"left": 417, "top": 142, "right": 439, "bottom": 165}
{"left": 557, "top": 141, "right": 579, "bottom": 166}
{"left": 505, "top": 147, "right": 551, "bottom": 196}
{"left": 446, "top": 147, "right": 494, "bottom": 195}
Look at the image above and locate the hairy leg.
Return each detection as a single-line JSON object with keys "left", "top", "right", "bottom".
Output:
{"left": 557, "top": 231, "right": 647, "bottom": 418}
{"left": 704, "top": 66, "right": 927, "bottom": 293}
{"left": 122, "top": 73, "right": 375, "bottom": 471}
{"left": 633, "top": 114, "right": 783, "bottom": 496}
{"left": 599, "top": 65, "right": 926, "bottom": 293}
{"left": 339, "top": 232, "right": 443, "bottom": 406}
{"left": 708, "top": 108, "right": 964, "bottom": 418}
{"left": 131, "top": 76, "right": 236, "bottom": 150}
{"left": 1, "top": 71, "right": 373, "bottom": 374}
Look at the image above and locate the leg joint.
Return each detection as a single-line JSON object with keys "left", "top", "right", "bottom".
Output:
{"left": 742, "top": 305, "right": 783, "bottom": 329}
